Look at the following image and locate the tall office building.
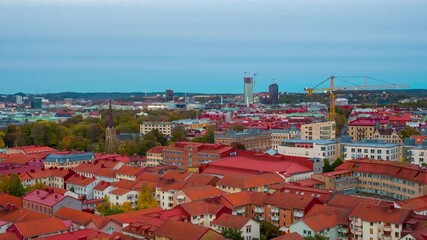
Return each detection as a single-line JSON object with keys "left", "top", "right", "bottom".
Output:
{"left": 243, "top": 77, "right": 254, "bottom": 106}
{"left": 269, "top": 83, "right": 279, "bottom": 104}
{"left": 165, "top": 89, "right": 174, "bottom": 101}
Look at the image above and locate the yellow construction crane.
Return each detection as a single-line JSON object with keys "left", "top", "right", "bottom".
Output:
{"left": 304, "top": 76, "right": 409, "bottom": 121}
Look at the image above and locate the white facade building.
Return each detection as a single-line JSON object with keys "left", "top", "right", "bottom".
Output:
{"left": 342, "top": 140, "right": 402, "bottom": 161}
{"left": 278, "top": 139, "right": 339, "bottom": 161}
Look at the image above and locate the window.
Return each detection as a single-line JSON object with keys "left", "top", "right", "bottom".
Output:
{"left": 246, "top": 226, "right": 251, "bottom": 233}
{"left": 370, "top": 229, "right": 373, "bottom": 234}
{"left": 106, "top": 227, "right": 115, "bottom": 234}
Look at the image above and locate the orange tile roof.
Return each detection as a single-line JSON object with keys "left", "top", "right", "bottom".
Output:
{"left": 94, "top": 168, "right": 116, "bottom": 179}
{"left": 349, "top": 203, "right": 411, "bottom": 224}
{"left": 136, "top": 172, "right": 161, "bottom": 183}
{"left": 110, "top": 188, "right": 134, "bottom": 196}
{"left": 94, "top": 181, "right": 112, "bottom": 191}
{"left": 0, "top": 232, "right": 20, "bottom": 240}
{"left": 112, "top": 179, "right": 138, "bottom": 189}
{"left": 147, "top": 146, "right": 164, "bottom": 154}
{"left": 154, "top": 219, "right": 223, "bottom": 240}
{"left": 180, "top": 185, "right": 226, "bottom": 201}
{"left": 179, "top": 202, "right": 227, "bottom": 216}
{"left": 54, "top": 207, "right": 101, "bottom": 226}
{"left": 89, "top": 217, "right": 117, "bottom": 229}
{"left": 0, "top": 193, "right": 23, "bottom": 207}
{"left": 12, "top": 217, "right": 68, "bottom": 238}
{"left": 211, "top": 213, "right": 252, "bottom": 229}
{"left": 3, "top": 154, "right": 33, "bottom": 165}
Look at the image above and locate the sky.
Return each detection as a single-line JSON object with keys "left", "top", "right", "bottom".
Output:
{"left": 0, "top": 0, "right": 426, "bottom": 94}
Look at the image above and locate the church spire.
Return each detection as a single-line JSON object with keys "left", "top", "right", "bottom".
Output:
{"left": 108, "top": 100, "right": 114, "bottom": 128}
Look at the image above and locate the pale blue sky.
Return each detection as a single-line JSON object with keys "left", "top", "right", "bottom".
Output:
{"left": 0, "top": 0, "right": 426, "bottom": 94}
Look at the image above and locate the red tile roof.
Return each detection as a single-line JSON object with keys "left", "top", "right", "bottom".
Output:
{"left": 272, "top": 232, "right": 304, "bottom": 240}
{"left": 54, "top": 207, "right": 101, "bottom": 226}
{"left": 211, "top": 213, "right": 252, "bottom": 229}
{"left": 269, "top": 183, "right": 333, "bottom": 203}
{"left": 0, "top": 207, "right": 51, "bottom": 223}
{"left": 147, "top": 146, "right": 165, "bottom": 154}
{"left": 349, "top": 203, "right": 411, "bottom": 224}
{"left": 94, "top": 168, "right": 116, "bottom": 179}
{"left": 116, "top": 165, "right": 144, "bottom": 177}
{"left": 154, "top": 219, "right": 223, "bottom": 240}
{"left": 219, "top": 191, "right": 269, "bottom": 208}
{"left": 39, "top": 229, "right": 109, "bottom": 240}
{"left": 397, "top": 196, "right": 427, "bottom": 212}
{"left": 10, "top": 217, "right": 68, "bottom": 238}
{"left": 66, "top": 175, "right": 97, "bottom": 186}
{"left": 327, "top": 194, "right": 390, "bottom": 210}
{"left": 216, "top": 173, "right": 285, "bottom": 189}
{"left": 123, "top": 216, "right": 166, "bottom": 238}
{"left": 179, "top": 202, "right": 228, "bottom": 216}
{"left": 108, "top": 207, "right": 163, "bottom": 224}
{"left": 335, "top": 159, "right": 427, "bottom": 184}
{"left": 3, "top": 154, "right": 33, "bottom": 165}
{"left": 265, "top": 192, "right": 318, "bottom": 210}
{"left": 186, "top": 173, "right": 220, "bottom": 186}
{"left": 161, "top": 170, "right": 193, "bottom": 181}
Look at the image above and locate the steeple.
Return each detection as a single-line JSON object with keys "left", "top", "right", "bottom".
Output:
{"left": 108, "top": 100, "right": 114, "bottom": 128}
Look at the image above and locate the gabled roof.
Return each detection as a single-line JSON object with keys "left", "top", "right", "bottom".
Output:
{"left": 22, "top": 189, "right": 67, "bottom": 207}
{"left": 185, "top": 173, "right": 220, "bottom": 186}
{"left": 0, "top": 207, "right": 51, "bottom": 223}
{"left": 327, "top": 194, "right": 390, "bottom": 210}
{"left": 108, "top": 207, "right": 163, "bottom": 224}
{"left": 211, "top": 213, "right": 253, "bottom": 229}
{"left": 265, "top": 192, "right": 317, "bottom": 210}
{"left": 272, "top": 232, "right": 304, "bottom": 240}
{"left": 66, "top": 175, "right": 97, "bottom": 186}
{"left": 3, "top": 154, "right": 33, "bottom": 165}
{"left": 54, "top": 207, "right": 101, "bottom": 226}
{"left": 219, "top": 191, "right": 269, "bottom": 208}
{"left": 11, "top": 217, "right": 68, "bottom": 238}
{"left": 300, "top": 205, "right": 349, "bottom": 232}
{"left": 116, "top": 165, "right": 144, "bottom": 177}
{"left": 179, "top": 202, "right": 228, "bottom": 216}
{"left": 0, "top": 193, "right": 23, "bottom": 207}
{"left": 154, "top": 219, "right": 223, "bottom": 240}
{"left": 122, "top": 216, "right": 166, "bottom": 238}
{"left": 397, "top": 195, "right": 427, "bottom": 212}
{"left": 161, "top": 170, "right": 192, "bottom": 181}
{"left": 349, "top": 203, "right": 411, "bottom": 224}
{"left": 39, "top": 229, "right": 109, "bottom": 240}
{"left": 179, "top": 185, "right": 225, "bottom": 201}
{"left": 216, "top": 173, "right": 285, "bottom": 189}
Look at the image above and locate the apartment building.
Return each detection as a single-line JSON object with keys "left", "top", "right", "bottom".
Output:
{"left": 312, "top": 170, "right": 357, "bottom": 195}
{"left": 140, "top": 122, "right": 174, "bottom": 136}
{"left": 162, "top": 142, "right": 234, "bottom": 170}
{"left": 215, "top": 173, "right": 286, "bottom": 194}
{"left": 65, "top": 175, "right": 99, "bottom": 199}
{"left": 109, "top": 188, "right": 139, "bottom": 208}
{"left": 373, "top": 128, "right": 402, "bottom": 143}
{"left": 22, "top": 189, "right": 82, "bottom": 215}
{"left": 277, "top": 139, "right": 339, "bottom": 161}
{"left": 300, "top": 121, "right": 336, "bottom": 140}
{"left": 348, "top": 118, "right": 388, "bottom": 141}
{"left": 349, "top": 204, "right": 411, "bottom": 240}
{"left": 335, "top": 159, "right": 427, "bottom": 200}
{"left": 341, "top": 140, "right": 402, "bottom": 162}
{"left": 146, "top": 146, "right": 164, "bottom": 167}
{"left": 404, "top": 139, "right": 427, "bottom": 166}
{"left": 211, "top": 213, "right": 261, "bottom": 240}
{"left": 44, "top": 152, "right": 95, "bottom": 169}
{"left": 215, "top": 129, "right": 271, "bottom": 152}
{"left": 271, "top": 128, "right": 300, "bottom": 151}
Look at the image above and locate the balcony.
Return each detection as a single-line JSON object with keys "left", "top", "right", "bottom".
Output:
{"left": 235, "top": 207, "right": 245, "bottom": 214}
{"left": 255, "top": 207, "right": 264, "bottom": 213}
{"left": 352, "top": 220, "right": 362, "bottom": 227}
{"left": 382, "top": 236, "right": 391, "bottom": 240}
{"left": 271, "top": 215, "right": 279, "bottom": 221}
{"left": 383, "top": 225, "right": 391, "bottom": 232}
{"left": 354, "top": 229, "right": 362, "bottom": 236}
{"left": 293, "top": 211, "right": 303, "bottom": 218}
{"left": 258, "top": 216, "right": 265, "bottom": 221}
{"left": 271, "top": 207, "right": 279, "bottom": 213}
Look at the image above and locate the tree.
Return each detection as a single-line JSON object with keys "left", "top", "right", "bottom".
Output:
{"left": 331, "top": 158, "right": 344, "bottom": 170}
{"left": 0, "top": 131, "right": 5, "bottom": 148}
{"left": 231, "top": 142, "right": 246, "bottom": 150}
{"left": 400, "top": 127, "right": 420, "bottom": 140}
{"left": 260, "top": 221, "right": 279, "bottom": 240}
{"left": 170, "top": 125, "right": 187, "bottom": 142}
{"left": 229, "top": 124, "right": 245, "bottom": 132}
{"left": 24, "top": 182, "right": 46, "bottom": 193}
{"left": 192, "top": 125, "right": 215, "bottom": 143}
{"left": 0, "top": 174, "right": 25, "bottom": 197}
{"left": 322, "top": 159, "right": 332, "bottom": 173}
{"left": 304, "top": 234, "right": 327, "bottom": 240}
{"left": 137, "top": 183, "right": 158, "bottom": 210}
{"left": 221, "top": 228, "right": 244, "bottom": 240}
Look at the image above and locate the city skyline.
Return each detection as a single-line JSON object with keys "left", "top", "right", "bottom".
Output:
{"left": 1, "top": 0, "right": 427, "bottom": 94}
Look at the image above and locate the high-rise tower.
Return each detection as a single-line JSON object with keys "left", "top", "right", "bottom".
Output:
{"left": 243, "top": 77, "right": 254, "bottom": 106}
{"left": 105, "top": 100, "right": 117, "bottom": 153}
{"left": 269, "top": 83, "right": 279, "bottom": 104}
